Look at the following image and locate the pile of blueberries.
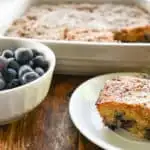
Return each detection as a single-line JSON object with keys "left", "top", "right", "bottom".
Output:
{"left": 0, "top": 48, "right": 49, "bottom": 90}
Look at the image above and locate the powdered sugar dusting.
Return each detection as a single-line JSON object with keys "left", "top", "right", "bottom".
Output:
{"left": 101, "top": 76, "right": 150, "bottom": 106}
{"left": 6, "top": 3, "right": 150, "bottom": 40}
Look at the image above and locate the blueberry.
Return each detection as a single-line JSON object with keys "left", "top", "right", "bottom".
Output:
{"left": 7, "top": 59, "right": 20, "bottom": 71}
{"left": 145, "top": 128, "right": 150, "bottom": 140}
{"left": 32, "top": 56, "right": 49, "bottom": 71}
{"left": 29, "top": 60, "right": 34, "bottom": 68}
{"left": 114, "top": 112, "right": 124, "bottom": 121}
{"left": 32, "top": 49, "right": 42, "bottom": 57}
{"left": 2, "top": 68, "right": 17, "bottom": 82}
{"left": 0, "top": 57, "right": 8, "bottom": 71}
{"left": 7, "top": 79, "right": 20, "bottom": 89}
{"left": 2, "top": 49, "right": 14, "bottom": 58}
{"left": 35, "top": 67, "right": 45, "bottom": 76}
{"left": 120, "top": 120, "right": 135, "bottom": 129}
{"left": 20, "top": 72, "right": 39, "bottom": 84}
{"left": 15, "top": 48, "right": 33, "bottom": 64}
{"left": 7, "top": 57, "right": 15, "bottom": 62}
{"left": 19, "top": 65, "right": 33, "bottom": 77}
{"left": 0, "top": 78, "right": 6, "bottom": 90}
{"left": 107, "top": 124, "right": 117, "bottom": 131}
{"left": 144, "top": 33, "right": 150, "bottom": 42}
{"left": 0, "top": 72, "right": 3, "bottom": 78}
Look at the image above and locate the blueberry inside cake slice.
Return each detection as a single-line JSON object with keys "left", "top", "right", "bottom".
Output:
{"left": 96, "top": 76, "right": 150, "bottom": 140}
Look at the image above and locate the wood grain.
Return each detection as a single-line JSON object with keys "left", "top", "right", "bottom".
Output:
{"left": 78, "top": 134, "right": 103, "bottom": 150}
{"left": 0, "top": 75, "right": 103, "bottom": 150}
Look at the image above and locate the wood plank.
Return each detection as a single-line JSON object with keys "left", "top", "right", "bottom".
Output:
{"left": 0, "top": 75, "right": 89, "bottom": 150}
{"left": 78, "top": 134, "right": 103, "bottom": 150}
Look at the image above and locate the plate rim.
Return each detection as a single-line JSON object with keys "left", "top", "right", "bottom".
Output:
{"left": 69, "top": 72, "right": 146, "bottom": 150}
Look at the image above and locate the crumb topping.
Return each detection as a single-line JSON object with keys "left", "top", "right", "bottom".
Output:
{"left": 101, "top": 76, "right": 150, "bottom": 106}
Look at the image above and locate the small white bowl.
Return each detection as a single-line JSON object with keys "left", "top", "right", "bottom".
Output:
{"left": 0, "top": 37, "right": 56, "bottom": 124}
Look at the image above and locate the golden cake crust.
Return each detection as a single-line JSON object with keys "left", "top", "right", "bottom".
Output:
{"left": 114, "top": 25, "right": 150, "bottom": 42}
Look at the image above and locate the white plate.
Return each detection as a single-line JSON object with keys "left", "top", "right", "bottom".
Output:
{"left": 69, "top": 72, "right": 150, "bottom": 150}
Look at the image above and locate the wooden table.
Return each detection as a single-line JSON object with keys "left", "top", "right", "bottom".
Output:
{"left": 0, "top": 75, "right": 103, "bottom": 150}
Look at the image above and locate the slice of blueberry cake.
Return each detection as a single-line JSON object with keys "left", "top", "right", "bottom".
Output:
{"left": 96, "top": 76, "right": 150, "bottom": 140}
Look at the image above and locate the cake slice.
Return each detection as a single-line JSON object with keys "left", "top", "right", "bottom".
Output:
{"left": 96, "top": 76, "right": 150, "bottom": 140}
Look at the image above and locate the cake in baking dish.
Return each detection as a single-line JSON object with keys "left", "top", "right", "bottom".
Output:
{"left": 5, "top": 3, "right": 150, "bottom": 42}
{"left": 96, "top": 76, "right": 150, "bottom": 140}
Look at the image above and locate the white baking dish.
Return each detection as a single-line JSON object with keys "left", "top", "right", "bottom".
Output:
{"left": 2, "top": 0, "right": 150, "bottom": 75}
{"left": 0, "top": 0, "right": 20, "bottom": 35}
{"left": 134, "top": 0, "right": 150, "bottom": 13}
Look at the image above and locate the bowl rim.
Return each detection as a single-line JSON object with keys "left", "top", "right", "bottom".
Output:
{"left": 0, "top": 37, "right": 56, "bottom": 94}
